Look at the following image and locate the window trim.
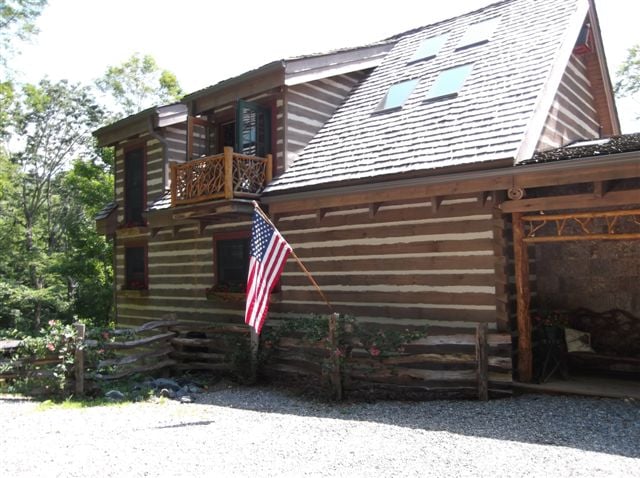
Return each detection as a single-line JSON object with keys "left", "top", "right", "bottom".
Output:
{"left": 122, "top": 141, "right": 147, "bottom": 227}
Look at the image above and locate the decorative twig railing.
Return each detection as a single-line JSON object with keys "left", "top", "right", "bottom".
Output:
{"left": 522, "top": 208, "right": 640, "bottom": 243}
{"left": 171, "top": 147, "right": 272, "bottom": 206}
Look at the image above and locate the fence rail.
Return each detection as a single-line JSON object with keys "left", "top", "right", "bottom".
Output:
{"left": 1, "top": 319, "right": 511, "bottom": 400}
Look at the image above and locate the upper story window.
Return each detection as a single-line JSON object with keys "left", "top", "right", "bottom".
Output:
{"left": 124, "top": 145, "right": 145, "bottom": 226}
{"left": 424, "top": 64, "right": 474, "bottom": 101}
{"left": 409, "top": 34, "right": 449, "bottom": 63}
{"left": 376, "top": 79, "right": 419, "bottom": 112}
{"left": 237, "top": 100, "right": 271, "bottom": 157}
{"left": 456, "top": 17, "right": 500, "bottom": 50}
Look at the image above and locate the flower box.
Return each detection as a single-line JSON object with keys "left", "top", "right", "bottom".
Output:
{"left": 118, "top": 289, "right": 149, "bottom": 298}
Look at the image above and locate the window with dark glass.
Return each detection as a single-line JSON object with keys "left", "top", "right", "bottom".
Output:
{"left": 124, "top": 146, "right": 145, "bottom": 226}
{"left": 125, "top": 246, "right": 147, "bottom": 290}
{"left": 218, "top": 121, "right": 236, "bottom": 153}
{"left": 236, "top": 100, "right": 271, "bottom": 157}
{"left": 216, "top": 238, "right": 250, "bottom": 292}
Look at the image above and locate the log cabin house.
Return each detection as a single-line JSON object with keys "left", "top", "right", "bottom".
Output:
{"left": 95, "top": 0, "right": 640, "bottom": 397}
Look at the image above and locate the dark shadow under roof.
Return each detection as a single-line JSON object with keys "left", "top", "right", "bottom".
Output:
{"left": 524, "top": 133, "right": 640, "bottom": 164}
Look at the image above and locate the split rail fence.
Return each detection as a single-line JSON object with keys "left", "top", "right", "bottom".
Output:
{"left": 1, "top": 319, "right": 512, "bottom": 400}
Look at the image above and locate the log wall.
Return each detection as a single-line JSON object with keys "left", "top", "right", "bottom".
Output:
{"left": 114, "top": 134, "right": 164, "bottom": 225}
{"left": 285, "top": 72, "right": 366, "bottom": 169}
{"left": 536, "top": 53, "right": 601, "bottom": 151}
{"left": 272, "top": 195, "right": 500, "bottom": 330}
{"left": 115, "top": 221, "right": 251, "bottom": 328}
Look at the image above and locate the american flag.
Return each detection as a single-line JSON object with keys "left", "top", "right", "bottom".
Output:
{"left": 245, "top": 209, "right": 292, "bottom": 334}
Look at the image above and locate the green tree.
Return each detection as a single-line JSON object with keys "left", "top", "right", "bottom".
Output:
{"left": 0, "top": 0, "right": 48, "bottom": 65}
{"left": 96, "top": 53, "right": 183, "bottom": 119}
{"left": 1, "top": 79, "right": 104, "bottom": 332}
{"left": 615, "top": 44, "right": 640, "bottom": 118}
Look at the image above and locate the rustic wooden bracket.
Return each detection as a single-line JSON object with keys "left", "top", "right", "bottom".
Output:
{"left": 477, "top": 191, "right": 491, "bottom": 207}
{"left": 368, "top": 203, "right": 381, "bottom": 218}
{"left": 316, "top": 208, "right": 328, "bottom": 224}
{"left": 431, "top": 196, "right": 443, "bottom": 213}
{"left": 593, "top": 180, "right": 609, "bottom": 198}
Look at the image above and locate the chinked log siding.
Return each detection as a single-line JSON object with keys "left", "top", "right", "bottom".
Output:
{"left": 537, "top": 53, "right": 600, "bottom": 151}
{"left": 272, "top": 195, "right": 503, "bottom": 331}
{"left": 285, "top": 72, "right": 366, "bottom": 168}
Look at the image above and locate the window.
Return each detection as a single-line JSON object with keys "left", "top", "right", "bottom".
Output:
{"left": 215, "top": 236, "right": 250, "bottom": 292}
{"left": 218, "top": 121, "right": 236, "bottom": 153}
{"left": 236, "top": 100, "right": 271, "bottom": 157}
{"left": 424, "top": 64, "right": 474, "bottom": 101}
{"left": 376, "top": 79, "right": 419, "bottom": 112}
{"left": 409, "top": 34, "right": 448, "bottom": 63}
{"left": 125, "top": 246, "right": 147, "bottom": 290}
{"left": 124, "top": 145, "right": 145, "bottom": 226}
{"left": 456, "top": 17, "right": 500, "bottom": 49}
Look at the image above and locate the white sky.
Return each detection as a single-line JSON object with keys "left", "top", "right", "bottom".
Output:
{"left": 8, "top": 0, "right": 640, "bottom": 132}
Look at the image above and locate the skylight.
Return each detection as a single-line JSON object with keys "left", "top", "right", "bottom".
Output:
{"left": 376, "top": 79, "right": 418, "bottom": 111}
{"left": 456, "top": 17, "right": 500, "bottom": 49}
{"left": 409, "top": 34, "right": 448, "bottom": 63}
{"left": 424, "top": 64, "right": 474, "bottom": 100}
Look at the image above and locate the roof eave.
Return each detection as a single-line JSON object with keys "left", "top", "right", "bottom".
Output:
{"left": 515, "top": 0, "right": 591, "bottom": 163}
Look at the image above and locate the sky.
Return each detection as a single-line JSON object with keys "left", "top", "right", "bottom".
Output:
{"left": 8, "top": 0, "right": 640, "bottom": 132}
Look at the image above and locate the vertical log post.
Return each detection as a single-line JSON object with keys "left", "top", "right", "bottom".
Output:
{"left": 170, "top": 162, "right": 178, "bottom": 206}
{"left": 476, "top": 323, "right": 489, "bottom": 401}
{"left": 328, "top": 313, "right": 342, "bottom": 401}
{"left": 513, "top": 212, "right": 533, "bottom": 382}
{"left": 224, "top": 146, "right": 234, "bottom": 200}
{"left": 249, "top": 327, "right": 259, "bottom": 385}
{"left": 265, "top": 154, "right": 273, "bottom": 185}
{"left": 74, "top": 323, "right": 85, "bottom": 396}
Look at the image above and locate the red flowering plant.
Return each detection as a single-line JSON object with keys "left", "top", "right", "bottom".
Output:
{"left": 532, "top": 310, "right": 570, "bottom": 330}
{"left": 5, "top": 320, "right": 79, "bottom": 396}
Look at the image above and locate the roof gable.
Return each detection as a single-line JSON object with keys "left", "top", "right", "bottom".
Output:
{"left": 267, "top": 0, "right": 592, "bottom": 194}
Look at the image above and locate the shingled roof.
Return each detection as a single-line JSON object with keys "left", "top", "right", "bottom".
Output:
{"left": 524, "top": 133, "right": 640, "bottom": 164}
{"left": 266, "top": 0, "right": 588, "bottom": 194}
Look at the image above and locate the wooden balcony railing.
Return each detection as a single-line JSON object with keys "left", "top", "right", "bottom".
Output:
{"left": 170, "top": 147, "right": 272, "bottom": 206}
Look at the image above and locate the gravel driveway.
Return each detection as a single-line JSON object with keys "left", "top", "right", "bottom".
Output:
{"left": 1, "top": 383, "right": 639, "bottom": 477}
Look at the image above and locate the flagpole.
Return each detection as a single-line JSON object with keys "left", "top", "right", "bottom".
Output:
{"left": 252, "top": 201, "right": 333, "bottom": 312}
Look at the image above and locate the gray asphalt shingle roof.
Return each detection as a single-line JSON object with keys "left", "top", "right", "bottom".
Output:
{"left": 266, "top": 0, "right": 583, "bottom": 194}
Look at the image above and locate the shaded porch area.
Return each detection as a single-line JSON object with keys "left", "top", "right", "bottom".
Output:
{"left": 514, "top": 374, "right": 640, "bottom": 400}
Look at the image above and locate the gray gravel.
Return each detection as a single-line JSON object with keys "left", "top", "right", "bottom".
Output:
{"left": 1, "top": 383, "right": 639, "bottom": 477}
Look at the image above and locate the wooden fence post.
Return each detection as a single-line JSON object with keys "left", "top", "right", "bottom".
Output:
{"left": 74, "top": 323, "right": 86, "bottom": 396}
{"left": 328, "top": 313, "right": 342, "bottom": 401}
{"left": 476, "top": 323, "right": 489, "bottom": 401}
{"left": 224, "top": 146, "right": 234, "bottom": 200}
{"left": 250, "top": 327, "right": 259, "bottom": 384}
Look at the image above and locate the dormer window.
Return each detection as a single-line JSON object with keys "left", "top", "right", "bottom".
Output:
{"left": 409, "top": 34, "right": 449, "bottom": 63}
{"left": 375, "top": 79, "right": 418, "bottom": 112}
{"left": 456, "top": 17, "right": 500, "bottom": 50}
{"left": 424, "top": 64, "right": 474, "bottom": 101}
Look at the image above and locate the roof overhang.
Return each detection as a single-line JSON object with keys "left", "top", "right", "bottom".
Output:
{"left": 93, "top": 103, "right": 188, "bottom": 147}
{"left": 263, "top": 152, "right": 640, "bottom": 215}
{"left": 284, "top": 42, "right": 394, "bottom": 86}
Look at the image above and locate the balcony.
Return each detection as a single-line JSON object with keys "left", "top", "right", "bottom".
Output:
{"left": 170, "top": 147, "right": 272, "bottom": 207}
